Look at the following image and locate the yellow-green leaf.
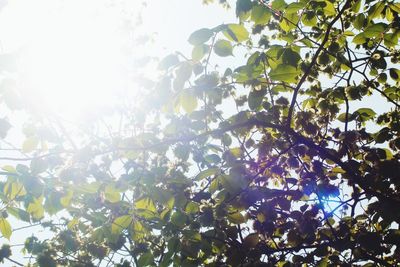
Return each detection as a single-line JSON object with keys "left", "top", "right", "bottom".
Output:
{"left": 135, "top": 198, "right": 156, "bottom": 213}
{"left": 228, "top": 212, "right": 245, "bottom": 224}
{"left": 112, "top": 215, "right": 132, "bottom": 234}
{"left": 214, "top": 39, "right": 233, "bottom": 57}
{"left": 223, "top": 24, "right": 249, "bottom": 43}
{"left": 105, "top": 185, "right": 120, "bottom": 203}
{"left": 0, "top": 218, "right": 12, "bottom": 240}
{"left": 27, "top": 197, "right": 44, "bottom": 220}
{"left": 180, "top": 90, "right": 197, "bottom": 114}
{"left": 60, "top": 190, "right": 73, "bottom": 207}
{"left": 4, "top": 181, "right": 26, "bottom": 200}
{"left": 22, "top": 137, "right": 39, "bottom": 153}
{"left": 269, "top": 64, "right": 301, "bottom": 83}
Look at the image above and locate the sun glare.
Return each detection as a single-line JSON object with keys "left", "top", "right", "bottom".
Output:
{"left": 0, "top": 0, "right": 143, "bottom": 117}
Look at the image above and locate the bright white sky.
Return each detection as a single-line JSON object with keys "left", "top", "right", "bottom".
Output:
{"left": 0, "top": 0, "right": 235, "bottom": 118}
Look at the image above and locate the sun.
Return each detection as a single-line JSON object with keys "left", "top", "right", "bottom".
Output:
{"left": 0, "top": 0, "right": 144, "bottom": 118}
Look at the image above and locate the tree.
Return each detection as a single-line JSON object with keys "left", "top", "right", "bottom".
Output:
{"left": 0, "top": 0, "right": 399, "bottom": 266}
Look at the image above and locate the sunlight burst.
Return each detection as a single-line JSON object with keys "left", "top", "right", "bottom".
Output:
{"left": 0, "top": 0, "right": 143, "bottom": 117}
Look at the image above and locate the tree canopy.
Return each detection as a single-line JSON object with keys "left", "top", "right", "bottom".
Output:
{"left": 0, "top": 0, "right": 399, "bottom": 266}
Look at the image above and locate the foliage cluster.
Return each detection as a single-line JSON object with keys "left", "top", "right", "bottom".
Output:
{"left": 0, "top": 0, "right": 399, "bottom": 266}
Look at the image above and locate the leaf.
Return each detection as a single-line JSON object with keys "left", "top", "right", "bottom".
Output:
{"left": 185, "top": 201, "right": 200, "bottom": 214}
{"left": 112, "top": 215, "right": 132, "bottom": 234}
{"left": 0, "top": 218, "right": 11, "bottom": 240}
{"left": 60, "top": 190, "right": 73, "bottom": 207}
{"left": 27, "top": 197, "right": 44, "bottom": 220}
{"left": 285, "top": 2, "right": 305, "bottom": 14}
{"left": 192, "top": 44, "right": 209, "bottom": 61}
{"left": 4, "top": 181, "right": 26, "bottom": 200}
{"left": 243, "top": 233, "right": 259, "bottom": 248}
{"left": 354, "top": 14, "right": 365, "bottom": 30}
{"left": 213, "top": 39, "right": 233, "bottom": 57}
{"left": 135, "top": 198, "right": 157, "bottom": 213}
{"left": 352, "top": 33, "right": 366, "bottom": 44}
{"left": 323, "top": 1, "right": 336, "bottom": 16}
{"left": 138, "top": 252, "right": 154, "bottom": 267}
{"left": 236, "top": 0, "right": 253, "bottom": 18}
{"left": 363, "top": 23, "right": 386, "bottom": 38}
{"left": 159, "top": 54, "right": 179, "bottom": 70}
{"left": 271, "top": 0, "right": 287, "bottom": 11}
{"left": 0, "top": 118, "right": 11, "bottom": 139}
{"left": 188, "top": 28, "right": 214, "bottom": 45}
{"left": 331, "top": 167, "right": 346, "bottom": 174}
{"left": 104, "top": 185, "right": 120, "bottom": 203}
{"left": 248, "top": 88, "right": 266, "bottom": 110}
{"left": 269, "top": 64, "right": 301, "bottom": 83}
{"left": 180, "top": 90, "right": 197, "bottom": 114}
{"left": 369, "top": 2, "right": 385, "bottom": 19}
{"left": 389, "top": 68, "right": 400, "bottom": 82}
{"left": 251, "top": 5, "right": 271, "bottom": 25}
{"left": 67, "top": 218, "right": 79, "bottom": 230}
{"left": 354, "top": 108, "right": 376, "bottom": 121}
{"left": 223, "top": 24, "right": 249, "bottom": 43}
{"left": 227, "top": 212, "right": 245, "bottom": 224}
{"left": 22, "top": 137, "right": 39, "bottom": 153}
{"left": 171, "top": 210, "right": 187, "bottom": 227}
{"left": 195, "top": 167, "right": 220, "bottom": 181}
{"left": 384, "top": 33, "right": 398, "bottom": 48}
{"left": 7, "top": 207, "right": 30, "bottom": 222}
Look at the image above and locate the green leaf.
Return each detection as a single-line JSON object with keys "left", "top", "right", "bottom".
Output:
{"left": 7, "top": 207, "right": 30, "bottom": 222}
{"left": 138, "top": 252, "right": 154, "bottom": 267}
{"left": 195, "top": 167, "right": 220, "bottom": 181}
{"left": 243, "top": 233, "right": 259, "bottom": 248}
{"left": 4, "top": 181, "right": 26, "bottom": 200}
{"left": 251, "top": 5, "right": 271, "bottom": 25}
{"left": 188, "top": 28, "right": 214, "bottom": 46}
{"left": 323, "top": 1, "right": 336, "bottom": 16}
{"left": 384, "top": 33, "right": 399, "bottom": 48}
{"left": 248, "top": 88, "right": 266, "bottom": 110}
{"left": 0, "top": 118, "right": 11, "bottom": 139}
{"left": 269, "top": 64, "right": 301, "bottom": 83}
{"left": 22, "top": 137, "right": 39, "bottom": 153}
{"left": 171, "top": 210, "right": 187, "bottom": 227}
{"left": 112, "top": 215, "right": 132, "bottom": 234}
{"left": 331, "top": 167, "right": 346, "bottom": 174}
{"left": 352, "top": 33, "right": 366, "bottom": 44}
{"left": 285, "top": 2, "right": 305, "bottom": 14}
{"left": 227, "top": 212, "right": 245, "bottom": 224}
{"left": 67, "top": 218, "right": 79, "bottom": 230}
{"left": 364, "top": 23, "right": 386, "bottom": 38}
{"left": 135, "top": 198, "right": 157, "bottom": 213}
{"left": 0, "top": 218, "right": 11, "bottom": 240}
{"left": 354, "top": 14, "right": 365, "bottom": 30}
{"left": 354, "top": 108, "right": 376, "bottom": 121}
{"left": 236, "top": 0, "right": 253, "bottom": 18}
{"left": 280, "top": 12, "right": 299, "bottom": 32}
{"left": 180, "top": 90, "right": 197, "bottom": 114}
{"left": 185, "top": 201, "right": 200, "bottom": 214}
{"left": 27, "top": 197, "right": 44, "bottom": 220}
{"left": 60, "top": 190, "right": 73, "bottom": 207}
{"left": 192, "top": 44, "right": 209, "bottom": 61}
{"left": 104, "top": 185, "right": 120, "bottom": 203}
{"left": 214, "top": 39, "right": 233, "bottom": 57}
{"left": 389, "top": 68, "right": 400, "bottom": 82}
{"left": 159, "top": 54, "right": 179, "bottom": 70}
{"left": 271, "top": 0, "right": 287, "bottom": 11}
{"left": 369, "top": 2, "right": 385, "bottom": 19}
{"left": 223, "top": 24, "right": 249, "bottom": 43}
